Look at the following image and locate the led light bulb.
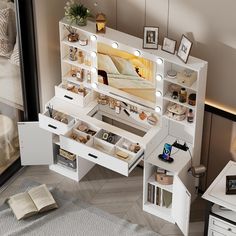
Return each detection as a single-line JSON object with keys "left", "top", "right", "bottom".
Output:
{"left": 92, "top": 82, "right": 98, "bottom": 89}
{"left": 156, "top": 74, "right": 163, "bottom": 81}
{"left": 155, "top": 106, "right": 161, "bottom": 113}
{"left": 156, "top": 58, "right": 163, "bottom": 65}
{"left": 90, "top": 35, "right": 97, "bottom": 41}
{"left": 91, "top": 67, "right": 97, "bottom": 74}
{"left": 155, "top": 91, "right": 162, "bottom": 97}
{"left": 90, "top": 51, "right": 97, "bottom": 58}
{"left": 112, "top": 42, "right": 119, "bottom": 49}
{"left": 134, "top": 50, "right": 141, "bottom": 57}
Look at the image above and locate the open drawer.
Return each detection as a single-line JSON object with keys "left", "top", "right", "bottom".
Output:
{"left": 60, "top": 121, "right": 144, "bottom": 176}
{"left": 39, "top": 109, "right": 75, "bottom": 135}
{"left": 55, "top": 83, "right": 93, "bottom": 107}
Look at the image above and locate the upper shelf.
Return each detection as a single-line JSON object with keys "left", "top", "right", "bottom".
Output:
{"left": 60, "top": 18, "right": 207, "bottom": 72}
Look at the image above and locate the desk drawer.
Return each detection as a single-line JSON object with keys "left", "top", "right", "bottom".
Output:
{"left": 208, "top": 229, "right": 225, "bottom": 236}
{"left": 39, "top": 111, "right": 75, "bottom": 135}
{"left": 209, "top": 215, "right": 236, "bottom": 235}
{"left": 60, "top": 128, "right": 143, "bottom": 176}
{"left": 55, "top": 83, "right": 93, "bottom": 107}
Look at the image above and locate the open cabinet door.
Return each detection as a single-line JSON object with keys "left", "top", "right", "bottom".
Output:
{"left": 18, "top": 122, "right": 53, "bottom": 165}
{"left": 172, "top": 176, "right": 191, "bottom": 236}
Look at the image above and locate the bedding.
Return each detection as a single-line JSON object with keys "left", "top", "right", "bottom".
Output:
{"left": 0, "top": 56, "right": 23, "bottom": 108}
{"left": 98, "top": 53, "right": 120, "bottom": 74}
{"left": 110, "top": 55, "right": 139, "bottom": 76}
{"left": 105, "top": 73, "right": 155, "bottom": 89}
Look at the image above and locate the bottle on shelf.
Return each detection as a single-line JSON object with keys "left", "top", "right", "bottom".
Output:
{"left": 179, "top": 88, "right": 187, "bottom": 103}
{"left": 187, "top": 109, "right": 194, "bottom": 123}
{"left": 77, "top": 51, "right": 84, "bottom": 64}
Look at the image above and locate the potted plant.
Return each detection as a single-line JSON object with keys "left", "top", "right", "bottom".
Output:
{"left": 64, "top": 0, "right": 92, "bottom": 26}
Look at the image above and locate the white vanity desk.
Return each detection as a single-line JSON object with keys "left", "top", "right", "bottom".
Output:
{"left": 18, "top": 18, "right": 208, "bottom": 236}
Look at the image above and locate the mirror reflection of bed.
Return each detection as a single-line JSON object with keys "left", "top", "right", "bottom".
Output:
{"left": 97, "top": 43, "right": 156, "bottom": 104}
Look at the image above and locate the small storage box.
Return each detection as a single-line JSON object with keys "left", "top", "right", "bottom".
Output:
{"left": 155, "top": 173, "right": 173, "bottom": 185}
{"left": 57, "top": 154, "right": 77, "bottom": 170}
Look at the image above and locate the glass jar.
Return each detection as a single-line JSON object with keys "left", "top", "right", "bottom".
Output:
{"left": 179, "top": 88, "right": 187, "bottom": 103}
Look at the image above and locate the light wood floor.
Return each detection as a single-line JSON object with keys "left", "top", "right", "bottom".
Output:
{"left": 0, "top": 165, "right": 206, "bottom": 236}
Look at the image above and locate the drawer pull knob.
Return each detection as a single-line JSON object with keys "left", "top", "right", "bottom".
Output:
{"left": 48, "top": 124, "right": 57, "bottom": 129}
{"left": 88, "top": 153, "right": 98, "bottom": 159}
{"left": 228, "top": 228, "right": 232, "bottom": 231}
{"left": 64, "top": 95, "right": 73, "bottom": 100}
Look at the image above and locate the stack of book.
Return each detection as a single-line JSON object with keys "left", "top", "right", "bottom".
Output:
{"left": 147, "top": 183, "right": 155, "bottom": 204}
{"left": 57, "top": 148, "right": 77, "bottom": 171}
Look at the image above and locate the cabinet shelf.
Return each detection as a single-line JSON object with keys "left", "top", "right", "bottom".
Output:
{"left": 163, "top": 92, "right": 196, "bottom": 111}
{"left": 164, "top": 77, "right": 197, "bottom": 92}
{"left": 143, "top": 202, "right": 174, "bottom": 223}
{"left": 64, "top": 76, "right": 92, "bottom": 89}
{"left": 163, "top": 113, "right": 195, "bottom": 129}
{"left": 49, "top": 163, "right": 78, "bottom": 181}
{"left": 61, "top": 38, "right": 93, "bottom": 53}
{"left": 62, "top": 57, "right": 92, "bottom": 71}
{"left": 148, "top": 174, "right": 173, "bottom": 193}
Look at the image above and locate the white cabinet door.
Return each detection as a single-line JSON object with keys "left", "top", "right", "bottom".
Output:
{"left": 18, "top": 122, "right": 53, "bottom": 165}
{"left": 172, "top": 176, "right": 191, "bottom": 236}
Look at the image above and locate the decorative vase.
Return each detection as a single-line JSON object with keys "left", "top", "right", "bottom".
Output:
{"left": 68, "top": 33, "right": 79, "bottom": 42}
{"left": 76, "top": 17, "right": 87, "bottom": 26}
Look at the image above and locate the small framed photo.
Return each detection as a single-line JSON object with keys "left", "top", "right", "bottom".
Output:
{"left": 143, "top": 26, "right": 159, "bottom": 49}
{"left": 226, "top": 175, "right": 236, "bottom": 195}
{"left": 162, "top": 37, "right": 177, "bottom": 54}
{"left": 177, "top": 35, "right": 193, "bottom": 64}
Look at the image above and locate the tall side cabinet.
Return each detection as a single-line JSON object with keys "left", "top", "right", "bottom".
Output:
{"left": 18, "top": 18, "right": 207, "bottom": 236}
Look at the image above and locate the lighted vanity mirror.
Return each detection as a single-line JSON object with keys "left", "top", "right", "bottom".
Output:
{"left": 97, "top": 43, "right": 157, "bottom": 107}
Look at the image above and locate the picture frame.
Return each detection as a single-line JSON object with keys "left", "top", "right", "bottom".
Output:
{"left": 143, "top": 26, "right": 159, "bottom": 49}
{"left": 161, "top": 37, "right": 177, "bottom": 54}
{"left": 226, "top": 175, "right": 236, "bottom": 195}
{"left": 177, "top": 35, "right": 193, "bottom": 64}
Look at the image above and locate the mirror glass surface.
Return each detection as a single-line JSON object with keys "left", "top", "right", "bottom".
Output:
{"left": 97, "top": 43, "right": 156, "bottom": 106}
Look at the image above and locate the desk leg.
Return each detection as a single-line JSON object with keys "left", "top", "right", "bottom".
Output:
{"left": 204, "top": 201, "right": 212, "bottom": 236}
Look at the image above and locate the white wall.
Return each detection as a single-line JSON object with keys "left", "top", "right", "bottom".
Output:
{"left": 34, "top": 0, "right": 236, "bottom": 114}
{"left": 33, "top": 0, "right": 67, "bottom": 110}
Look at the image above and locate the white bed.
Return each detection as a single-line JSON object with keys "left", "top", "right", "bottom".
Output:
{"left": 0, "top": 56, "right": 23, "bottom": 110}
{"left": 98, "top": 73, "right": 156, "bottom": 102}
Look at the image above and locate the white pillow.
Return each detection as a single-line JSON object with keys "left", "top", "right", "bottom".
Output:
{"left": 98, "top": 53, "right": 120, "bottom": 74}
{"left": 111, "top": 56, "right": 138, "bottom": 76}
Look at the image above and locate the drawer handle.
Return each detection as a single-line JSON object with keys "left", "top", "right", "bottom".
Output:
{"left": 64, "top": 95, "right": 73, "bottom": 100}
{"left": 88, "top": 153, "right": 98, "bottom": 159}
{"left": 48, "top": 124, "right": 57, "bottom": 129}
{"left": 228, "top": 228, "right": 232, "bottom": 231}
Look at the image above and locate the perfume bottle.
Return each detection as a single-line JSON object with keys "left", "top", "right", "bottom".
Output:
{"left": 187, "top": 109, "right": 194, "bottom": 123}
{"left": 179, "top": 88, "right": 187, "bottom": 103}
{"left": 115, "top": 101, "right": 121, "bottom": 114}
{"left": 78, "top": 51, "right": 84, "bottom": 64}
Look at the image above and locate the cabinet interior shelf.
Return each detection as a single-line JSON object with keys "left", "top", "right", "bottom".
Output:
{"left": 148, "top": 174, "right": 173, "bottom": 193}
{"left": 62, "top": 57, "right": 91, "bottom": 71}
{"left": 164, "top": 77, "right": 197, "bottom": 92}
{"left": 163, "top": 113, "right": 195, "bottom": 129}
{"left": 163, "top": 92, "right": 196, "bottom": 111}
{"left": 62, "top": 38, "right": 92, "bottom": 53}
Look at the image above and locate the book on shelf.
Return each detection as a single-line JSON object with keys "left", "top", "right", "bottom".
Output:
{"left": 162, "top": 190, "right": 172, "bottom": 208}
{"left": 156, "top": 187, "right": 161, "bottom": 206}
{"left": 147, "top": 183, "right": 155, "bottom": 204}
{"left": 7, "top": 184, "right": 58, "bottom": 220}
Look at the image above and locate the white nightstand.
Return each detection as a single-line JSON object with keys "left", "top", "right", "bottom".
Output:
{"left": 202, "top": 161, "right": 236, "bottom": 235}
